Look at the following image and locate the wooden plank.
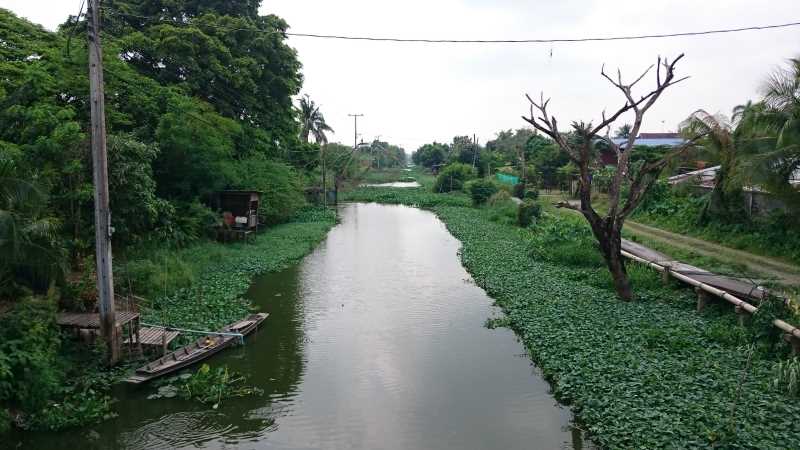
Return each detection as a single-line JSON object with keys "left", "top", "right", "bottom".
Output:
{"left": 124, "top": 327, "right": 179, "bottom": 347}
{"left": 57, "top": 311, "right": 140, "bottom": 329}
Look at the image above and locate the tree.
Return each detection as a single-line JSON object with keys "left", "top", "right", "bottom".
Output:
{"left": 299, "top": 95, "right": 334, "bottom": 144}
{"left": 680, "top": 110, "right": 744, "bottom": 220}
{"left": 614, "top": 123, "right": 632, "bottom": 138}
{"left": 412, "top": 142, "right": 448, "bottom": 168}
{"left": 522, "top": 55, "right": 704, "bottom": 300}
{"left": 0, "top": 159, "right": 63, "bottom": 295}
{"left": 737, "top": 58, "right": 800, "bottom": 210}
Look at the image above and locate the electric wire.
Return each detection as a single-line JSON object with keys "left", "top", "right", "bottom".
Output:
{"left": 98, "top": 6, "right": 800, "bottom": 45}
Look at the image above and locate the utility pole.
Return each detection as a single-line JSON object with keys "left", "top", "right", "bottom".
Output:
{"left": 320, "top": 144, "right": 327, "bottom": 208}
{"left": 348, "top": 113, "right": 363, "bottom": 151}
{"left": 87, "top": 0, "right": 119, "bottom": 365}
{"left": 471, "top": 133, "right": 478, "bottom": 170}
{"left": 374, "top": 135, "right": 383, "bottom": 169}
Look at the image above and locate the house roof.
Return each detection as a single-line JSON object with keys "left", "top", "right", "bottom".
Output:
{"left": 639, "top": 132, "right": 681, "bottom": 139}
{"left": 611, "top": 134, "right": 685, "bottom": 148}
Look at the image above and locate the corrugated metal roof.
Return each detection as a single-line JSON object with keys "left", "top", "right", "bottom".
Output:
{"left": 612, "top": 137, "right": 686, "bottom": 147}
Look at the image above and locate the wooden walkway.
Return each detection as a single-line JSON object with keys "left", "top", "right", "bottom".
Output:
{"left": 57, "top": 311, "right": 140, "bottom": 329}
{"left": 621, "top": 238, "right": 800, "bottom": 354}
{"left": 621, "top": 239, "right": 768, "bottom": 300}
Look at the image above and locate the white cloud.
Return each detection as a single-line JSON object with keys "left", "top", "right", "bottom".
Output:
{"left": 2, "top": 0, "right": 798, "bottom": 151}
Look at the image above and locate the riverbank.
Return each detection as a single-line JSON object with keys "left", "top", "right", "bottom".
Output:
{"left": 128, "top": 208, "right": 337, "bottom": 333}
{"left": 342, "top": 185, "right": 800, "bottom": 449}
{"left": 1, "top": 208, "right": 337, "bottom": 434}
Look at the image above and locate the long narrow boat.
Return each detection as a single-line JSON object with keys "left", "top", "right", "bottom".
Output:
{"left": 126, "top": 313, "right": 268, "bottom": 384}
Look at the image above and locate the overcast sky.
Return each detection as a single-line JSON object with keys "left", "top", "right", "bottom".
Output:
{"left": 3, "top": 0, "right": 799, "bottom": 152}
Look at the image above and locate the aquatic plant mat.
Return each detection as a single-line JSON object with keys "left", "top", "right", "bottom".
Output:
{"left": 139, "top": 209, "right": 337, "bottom": 335}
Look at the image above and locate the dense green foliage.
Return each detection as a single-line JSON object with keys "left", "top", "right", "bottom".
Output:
{"left": 0, "top": 5, "right": 319, "bottom": 298}
{"left": 433, "top": 163, "right": 475, "bottom": 193}
{"left": 635, "top": 182, "right": 800, "bottom": 264}
{"left": 345, "top": 182, "right": 800, "bottom": 448}
{"left": 342, "top": 186, "right": 471, "bottom": 208}
{"left": 0, "top": 296, "right": 119, "bottom": 431}
{"left": 516, "top": 200, "right": 541, "bottom": 227}
{"left": 0, "top": 296, "right": 61, "bottom": 413}
{"left": 0, "top": 4, "right": 345, "bottom": 428}
{"left": 411, "top": 142, "right": 448, "bottom": 168}
{"left": 360, "top": 140, "right": 407, "bottom": 169}
{"left": 0, "top": 208, "right": 335, "bottom": 432}
{"left": 465, "top": 178, "right": 499, "bottom": 205}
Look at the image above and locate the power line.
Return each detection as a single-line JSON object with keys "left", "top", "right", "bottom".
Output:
{"left": 285, "top": 22, "right": 800, "bottom": 44}
{"left": 98, "top": 7, "right": 800, "bottom": 44}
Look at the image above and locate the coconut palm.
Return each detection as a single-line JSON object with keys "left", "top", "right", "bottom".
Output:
{"left": 0, "top": 160, "right": 63, "bottom": 295}
{"left": 731, "top": 58, "right": 800, "bottom": 210}
{"left": 299, "top": 94, "right": 334, "bottom": 144}
{"left": 680, "top": 109, "right": 743, "bottom": 219}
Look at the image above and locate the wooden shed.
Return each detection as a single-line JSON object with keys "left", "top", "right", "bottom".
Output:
{"left": 213, "top": 191, "right": 261, "bottom": 230}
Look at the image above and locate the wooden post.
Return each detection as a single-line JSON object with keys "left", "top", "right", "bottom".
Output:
{"left": 735, "top": 305, "right": 748, "bottom": 327}
{"left": 661, "top": 267, "right": 670, "bottom": 285}
{"left": 784, "top": 334, "right": 800, "bottom": 356}
{"left": 695, "top": 287, "right": 710, "bottom": 313}
{"left": 87, "top": 0, "right": 119, "bottom": 365}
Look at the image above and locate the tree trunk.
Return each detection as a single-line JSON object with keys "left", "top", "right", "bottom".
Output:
{"left": 584, "top": 213, "right": 633, "bottom": 301}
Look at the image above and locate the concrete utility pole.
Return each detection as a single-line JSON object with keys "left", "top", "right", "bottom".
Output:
{"left": 320, "top": 145, "right": 327, "bottom": 208}
{"left": 87, "top": 0, "right": 119, "bottom": 365}
{"left": 471, "top": 133, "right": 478, "bottom": 169}
{"left": 348, "top": 113, "right": 363, "bottom": 150}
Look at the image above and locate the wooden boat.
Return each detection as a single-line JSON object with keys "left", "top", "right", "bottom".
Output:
{"left": 126, "top": 313, "right": 268, "bottom": 384}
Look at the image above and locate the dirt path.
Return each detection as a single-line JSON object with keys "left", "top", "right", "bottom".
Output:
{"left": 624, "top": 220, "right": 800, "bottom": 287}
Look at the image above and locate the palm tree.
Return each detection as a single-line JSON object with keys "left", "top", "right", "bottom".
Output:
{"left": 0, "top": 160, "right": 63, "bottom": 296}
{"left": 299, "top": 94, "right": 334, "bottom": 144}
{"left": 680, "top": 110, "right": 743, "bottom": 220}
{"left": 735, "top": 58, "right": 800, "bottom": 210}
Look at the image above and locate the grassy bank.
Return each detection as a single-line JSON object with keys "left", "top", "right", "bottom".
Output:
{"left": 631, "top": 188, "right": 800, "bottom": 266}
{"left": 1, "top": 208, "right": 336, "bottom": 433}
{"left": 125, "top": 208, "right": 337, "bottom": 333}
{"left": 345, "top": 183, "right": 800, "bottom": 449}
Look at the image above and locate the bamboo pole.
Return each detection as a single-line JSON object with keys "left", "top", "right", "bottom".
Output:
{"left": 622, "top": 250, "right": 800, "bottom": 340}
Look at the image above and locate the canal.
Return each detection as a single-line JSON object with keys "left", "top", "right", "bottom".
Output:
{"left": 13, "top": 203, "right": 589, "bottom": 449}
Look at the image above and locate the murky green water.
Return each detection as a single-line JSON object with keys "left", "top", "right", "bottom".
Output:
{"left": 10, "top": 203, "right": 590, "bottom": 449}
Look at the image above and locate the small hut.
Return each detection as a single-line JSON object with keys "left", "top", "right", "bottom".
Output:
{"left": 213, "top": 191, "right": 261, "bottom": 239}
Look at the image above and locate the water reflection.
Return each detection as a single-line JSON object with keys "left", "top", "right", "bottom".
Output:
{"left": 10, "top": 203, "right": 591, "bottom": 449}
{"left": 359, "top": 181, "right": 421, "bottom": 187}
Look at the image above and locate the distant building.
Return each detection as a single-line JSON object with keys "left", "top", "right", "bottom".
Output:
{"left": 610, "top": 132, "right": 686, "bottom": 149}
{"left": 600, "top": 132, "right": 686, "bottom": 165}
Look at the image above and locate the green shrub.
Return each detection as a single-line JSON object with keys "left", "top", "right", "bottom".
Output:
{"left": 433, "top": 163, "right": 476, "bottom": 193}
{"left": 524, "top": 188, "right": 539, "bottom": 200}
{"left": 0, "top": 408, "right": 10, "bottom": 434}
{"left": 230, "top": 156, "right": 308, "bottom": 225}
{"left": 513, "top": 183, "right": 525, "bottom": 198}
{"left": 485, "top": 193, "right": 518, "bottom": 226}
{"left": 527, "top": 213, "right": 603, "bottom": 267}
{"left": 465, "top": 178, "right": 499, "bottom": 205}
{"left": 487, "top": 190, "right": 512, "bottom": 206}
{"left": 0, "top": 296, "right": 61, "bottom": 413}
{"left": 517, "top": 200, "right": 541, "bottom": 227}
{"left": 772, "top": 357, "right": 800, "bottom": 398}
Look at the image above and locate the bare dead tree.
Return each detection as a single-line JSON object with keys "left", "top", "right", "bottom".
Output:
{"left": 522, "top": 54, "right": 706, "bottom": 301}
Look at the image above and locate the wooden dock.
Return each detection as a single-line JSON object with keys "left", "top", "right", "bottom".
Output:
{"left": 57, "top": 311, "right": 140, "bottom": 329}
{"left": 124, "top": 327, "right": 180, "bottom": 355}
